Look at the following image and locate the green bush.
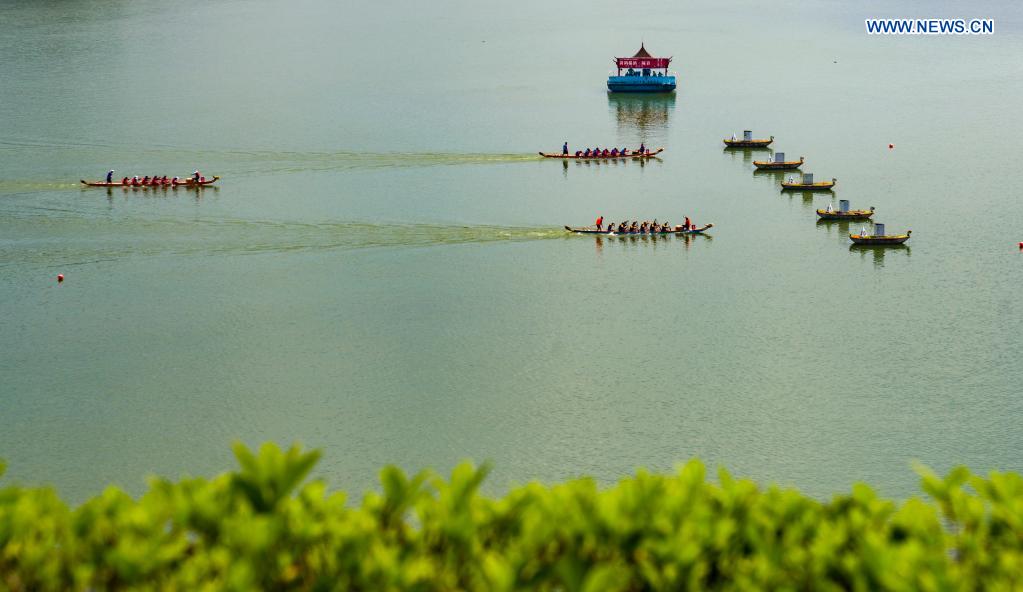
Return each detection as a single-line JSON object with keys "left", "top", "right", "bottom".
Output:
{"left": 2, "top": 443, "right": 1023, "bottom": 590}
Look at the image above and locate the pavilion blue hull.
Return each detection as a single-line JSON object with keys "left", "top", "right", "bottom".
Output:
{"left": 607, "top": 75, "right": 676, "bottom": 93}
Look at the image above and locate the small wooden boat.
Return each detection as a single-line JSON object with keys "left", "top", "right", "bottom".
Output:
{"left": 80, "top": 176, "right": 220, "bottom": 188}
{"left": 724, "top": 131, "right": 773, "bottom": 148}
{"left": 565, "top": 223, "right": 713, "bottom": 235}
{"left": 849, "top": 229, "right": 911, "bottom": 245}
{"left": 817, "top": 206, "right": 874, "bottom": 220}
{"left": 753, "top": 155, "right": 803, "bottom": 170}
{"left": 540, "top": 148, "right": 664, "bottom": 160}
{"left": 781, "top": 177, "right": 836, "bottom": 191}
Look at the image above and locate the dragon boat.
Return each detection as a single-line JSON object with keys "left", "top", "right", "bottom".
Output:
{"left": 81, "top": 176, "right": 220, "bottom": 188}
{"left": 817, "top": 201, "right": 874, "bottom": 220}
{"left": 540, "top": 148, "right": 664, "bottom": 160}
{"left": 724, "top": 131, "right": 773, "bottom": 148}
{"left": 564, "top": 223, "right": 713, "bottom": 235}
{"left": 849, "top": 223, "right": 911, "bottom": 245}
{"left": 781, "top": 174, "right": 835, "bottom": 191}
{"left": 753, "top": 153, "right": 804, "bottom": 171}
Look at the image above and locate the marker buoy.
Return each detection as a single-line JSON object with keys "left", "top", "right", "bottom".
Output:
{"left": 57, "top": 274, "right": 64, "bottom": 283}
{"left": 888, "top": 143, "right": 894, "bottom": 149}
{"left": 1019, "top": 242, "right": 1023, "bottom": 250}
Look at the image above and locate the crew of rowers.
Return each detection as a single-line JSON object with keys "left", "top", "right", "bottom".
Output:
{"left": 593, "top": 215, "right": 696, "bottom": 233}
{"left": 103, "top": 169, "right": 205, "bottom": 186}
{"left": 562, "top": 142, "right": 648, "bottom": 157}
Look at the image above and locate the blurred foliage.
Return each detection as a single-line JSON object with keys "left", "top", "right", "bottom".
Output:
{"left": 2, "top": 443, "right": 1023, "bottom": 590}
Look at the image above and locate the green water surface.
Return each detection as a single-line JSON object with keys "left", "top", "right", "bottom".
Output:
{"left": 2, "top": 0, "right": 1022, "bottom": 502}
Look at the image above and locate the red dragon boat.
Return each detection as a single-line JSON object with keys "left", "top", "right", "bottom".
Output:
{"left": 540, "top": 148, "right": 664, "bottom": 160}
{"left": 80, "top": 176, "right": 220, "bottom": 188}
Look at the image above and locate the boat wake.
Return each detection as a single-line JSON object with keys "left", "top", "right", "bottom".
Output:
{"left": 0, "top": 217, "right": 568, "bottom": 268}
{"left": 0, "top": 180, "right": 83, "bottom": 195}
{"left": 0, "top": 137, "right": 542, "bottom": 182}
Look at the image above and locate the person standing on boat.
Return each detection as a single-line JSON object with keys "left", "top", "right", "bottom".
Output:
{"left": 639, "top": 142, "right": 646, "bottom": 154}
{"left": 192, "top": 170, "right": 200, "bottom": 183}
{"left": 684, "top": 216, "right": 691, "bottom": 231}
{"left": 105, "top": 170, "right": 114, "bottom": 183}
{"left": 595, "top": 215, "right": 603, "bottom": 231}
{"left": 562, "top": 142, "right": 568, "bottom": 155}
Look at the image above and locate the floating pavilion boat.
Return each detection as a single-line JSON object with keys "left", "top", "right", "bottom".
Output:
{"left": 539, "top": 148, "right": 664, "bottom": 160}
{"left": 564, "top": 223, "right": 713, "bottom": 235}
{"left": 781, "top": 173, "right": 835, "bottom": 191}
{"left": 81, "top": 176, "right": 220, "bottom": 187}
{"left": 723, "top": 130, "right": 773, "bottom": 148}
{"left": 849, "top": 223, "right": 911, "bottom": 245}
{"left": 817, "top": 200, "right": 874, "bottom": 220}
{"left": 607, "top": 44, "right": 677, "bottom": 93}
{"left": 753, "top": 152, "right": 804, "bottom": 171}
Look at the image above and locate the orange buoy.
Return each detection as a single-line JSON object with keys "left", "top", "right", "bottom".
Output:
{"left": 57, "top": 274, "right": 64, "bottom": 282}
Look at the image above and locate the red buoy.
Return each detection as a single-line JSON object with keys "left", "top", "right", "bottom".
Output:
{"left": 57, "top": 274, "right": 64, "bottom": 283}
{"left": 1019, "top": 242, "right": 1023, "bottom": 250}
{"left": 888, "top": 143, "right": 894, "bottom": 149}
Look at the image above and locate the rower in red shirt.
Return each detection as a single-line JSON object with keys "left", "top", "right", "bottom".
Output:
{"left": 595, "top": 216, "right": 604, "bottom": 231}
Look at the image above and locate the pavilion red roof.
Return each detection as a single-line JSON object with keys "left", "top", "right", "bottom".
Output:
{"left": 614, "top": 44, "right": 671, "bottom": 69}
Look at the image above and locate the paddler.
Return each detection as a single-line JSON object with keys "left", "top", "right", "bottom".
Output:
{"left": 562, "top": 142, "right": 568, "bottom": 155}
{"left": 684, "top": 216, "right": 692, "bottom": 231}
{"left": 192, "top": 170, "right": 200, "bottom": 183}
{"left": 105, "top": 170, "right": 114, "bottom": 183}
{"left": 595, "top": 215, "right": 603, "bottom": 230}
{"left": 639, "top": 142, "right": 646, "bottom": 154}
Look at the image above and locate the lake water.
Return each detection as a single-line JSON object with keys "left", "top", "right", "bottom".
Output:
{"left": 2, "top": 0, "right": 1022, "bottom": 503}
